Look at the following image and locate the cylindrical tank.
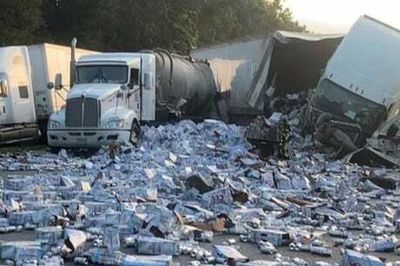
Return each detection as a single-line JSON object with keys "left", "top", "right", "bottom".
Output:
{"left": 149, "top": 49, "right": 217, "bottom": 116}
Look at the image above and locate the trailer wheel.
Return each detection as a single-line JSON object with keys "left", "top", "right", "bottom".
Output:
{"left": 129, "top": 120, "right": 141, "bottom": 145}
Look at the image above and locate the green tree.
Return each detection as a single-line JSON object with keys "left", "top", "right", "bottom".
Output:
{"left": 98, "top": 0, "right": 199, "bottom": 52}
{"left": 41, "top": 0, "right": 199, "bottom": 52}
{"left": 0, "top": 0, "right": 44, "bottom": 45}
{"left": 196, "top": 0, "right": 305, "bottom": 47}
{"left": 40, "top": 0, "right": 304, "bottom": 53}
{"left": 42, "top": 0, "right": 117, "bottom": 50}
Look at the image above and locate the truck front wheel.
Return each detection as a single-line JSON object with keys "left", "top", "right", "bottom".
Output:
{"left": 129, "top": 120, "right": 141, "bottom": 145}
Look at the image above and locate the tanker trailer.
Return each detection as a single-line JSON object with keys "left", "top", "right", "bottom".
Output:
{"left": 150, "top": 49, "right": 217, "bottom": 119}
{"left": 47, "top": 49, "right": 218, "bottom": 148}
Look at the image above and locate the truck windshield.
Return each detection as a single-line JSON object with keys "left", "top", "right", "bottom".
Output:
{"left": 312, "top": 79, "right": 387, "bottom": 134}
{"left": 76, "top": 65, "right": 128, "bottom": 84}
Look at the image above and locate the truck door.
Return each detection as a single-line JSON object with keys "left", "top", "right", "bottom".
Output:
{"left": 9, "top": 77, "right": 35, "bottom": 123}
{"left": 10, "top": 53, "right": 36, "bottom": 124}
{"left": 128, "top": 67, "right": 141, "bottom": 119}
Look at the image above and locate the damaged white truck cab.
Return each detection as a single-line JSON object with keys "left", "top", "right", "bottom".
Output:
{"left": 306, "top": 15, "right": 400, "bottom": 145}
{"left": 48, "top": 53, "right": 156, "bottom": 147}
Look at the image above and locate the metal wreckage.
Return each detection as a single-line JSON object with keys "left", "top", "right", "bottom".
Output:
{"left": 303, "top": 16, "right": 400, "bottom": 168}
{"left": 250, "top": 15, "right": 400, "bottom": 168}
{"left": 3, "top": 16, "right": 400, "bottom": 266}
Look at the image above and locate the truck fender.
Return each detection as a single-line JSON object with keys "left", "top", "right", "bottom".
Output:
{"left": 125, "top": 110, "right": 141, "bottom": 136}
{"left": 125, "top": 112, "right": 141, "bottom": 144}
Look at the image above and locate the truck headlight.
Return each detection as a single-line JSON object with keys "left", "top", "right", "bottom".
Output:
{"left": 106, "top": 119, "right": 125, "bottom": 129}
{"left": 48, "top": 120, "right": 61, "bottom": 129}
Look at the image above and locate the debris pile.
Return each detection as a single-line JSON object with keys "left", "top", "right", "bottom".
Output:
{"left": 266, "top": 90, "right": 311, "bottom": 117}
{"left": 0, "top": 119, "right": 400, "bottom": 265}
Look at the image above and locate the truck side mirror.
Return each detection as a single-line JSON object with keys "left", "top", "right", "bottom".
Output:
{"left": 144, "top": 72, "right": 151, "bottom": 89}
{"left": 55, "top": 73, "right": 62, "bottom": 90}
{"left": 47, "top": 82, "right": 54, "bottom": 90}
{"left": 120, "top": 84, "right": 128, "bottom": 91}
{"left": 0, "top": 79, "right": 8, "bottom": 97}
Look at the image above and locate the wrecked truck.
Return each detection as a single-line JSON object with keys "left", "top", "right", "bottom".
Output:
{"left": 47, "top": 43, "right": 217, "bottom": 148}
{"left": 305, "top": 15, "right": 400, "bottom": 149}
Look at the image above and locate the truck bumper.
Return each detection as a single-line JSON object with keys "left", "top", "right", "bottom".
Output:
{"left": 47, "top": 128, "right": 131, "bottom": 148}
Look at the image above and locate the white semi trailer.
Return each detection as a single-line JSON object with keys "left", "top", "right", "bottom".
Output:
{"left": 0, "top": 43, "right": 95, "bottom": 144}
{"left": 47, "top": 49, "right": 217, "bottom": 148}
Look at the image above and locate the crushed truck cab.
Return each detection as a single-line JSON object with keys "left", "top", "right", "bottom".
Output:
{"left": 306, "top": 16, "right": 400, "bottom": 146}
{"left": 48, "top": 53, "right": 156, "bottom": 147}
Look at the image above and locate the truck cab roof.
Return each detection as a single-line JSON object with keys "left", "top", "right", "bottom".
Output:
{"left": 77, "top": 53, "right": 145, "bottom": 66}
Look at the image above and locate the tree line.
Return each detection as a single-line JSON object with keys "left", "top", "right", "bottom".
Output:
{"left": 0, "top": 0, "right": 305, "bottom": 53}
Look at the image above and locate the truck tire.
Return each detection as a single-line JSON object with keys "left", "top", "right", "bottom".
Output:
{"left": 50, "top": 147, "right": 61, "bottom": 154}
{"left": 38, "top": 120, "right": 49, "bottom": 144}
{"left": 129, "top": 120, "right": 141, "bottom": 145}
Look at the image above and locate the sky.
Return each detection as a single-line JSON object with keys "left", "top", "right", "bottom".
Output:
{"left": 284, "top": 0, "right": 400, "bottom": 33}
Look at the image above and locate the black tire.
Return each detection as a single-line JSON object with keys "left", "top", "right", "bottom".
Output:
{"left": 129, "top": 120, "right": 141, "bottom": 144}
{"left": 38, "top": 120, "right": 48, "bottom": 144}
{"left": 49, "top": 147, "right": 61, "bottom": 154}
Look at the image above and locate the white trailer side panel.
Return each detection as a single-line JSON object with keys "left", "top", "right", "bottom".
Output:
{"left": 28, "top": 43, "right": 96, "bottom": 120}
{"left": 28, "top": 45, "right": 48, "bottom": 120}
{"left": 191, "top": 36, "right": 272, "bottom": 112}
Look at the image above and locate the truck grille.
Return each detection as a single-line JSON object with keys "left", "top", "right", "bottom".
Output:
{"left": 65, "top": 97, "right": 100, "bottom": 127}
